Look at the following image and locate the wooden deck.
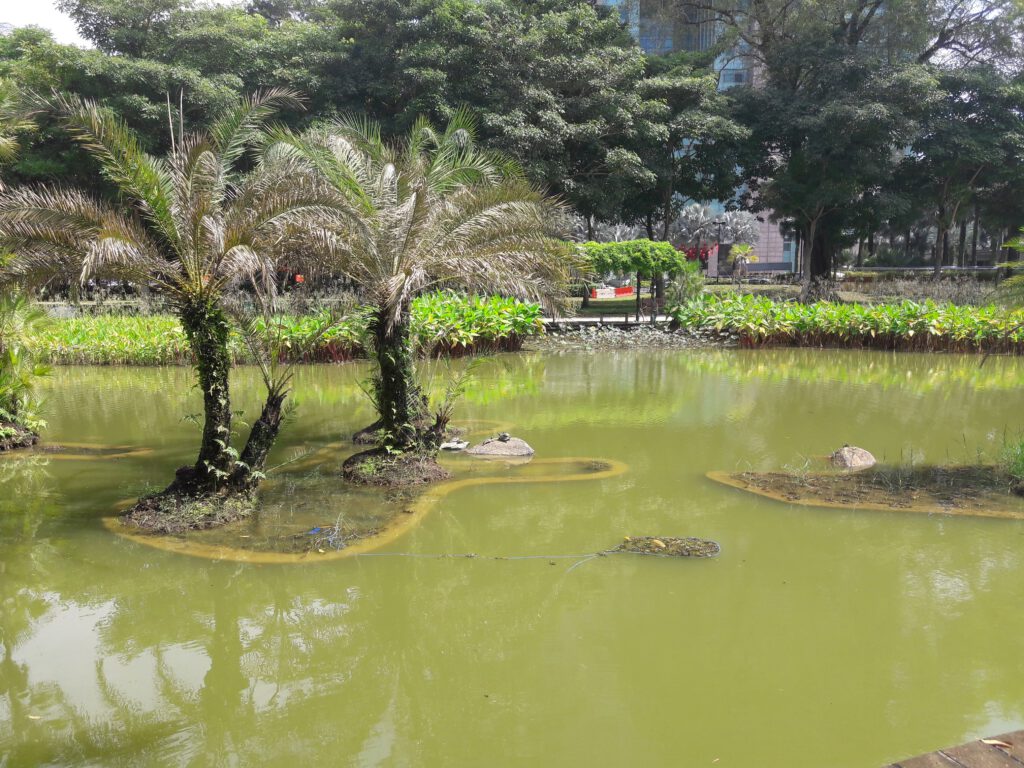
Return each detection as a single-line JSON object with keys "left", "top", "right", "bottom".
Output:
{"left": 885, "top": 730, "right": 1024, "bottom": 767}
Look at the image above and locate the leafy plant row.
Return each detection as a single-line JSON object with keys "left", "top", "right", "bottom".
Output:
{"left": 31, "top": 293, "right": 544, "bottom": 366}
{"left": 671, "top": 294, "right": 1024, "bottom": 353}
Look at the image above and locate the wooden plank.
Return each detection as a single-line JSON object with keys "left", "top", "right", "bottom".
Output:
{"left": 988, "top": 732, "right": 1024, "bottom": 763}
{"left": 942, "top": 741, "right": 1020, "bottom": 768}
{"left": 898, "top": 752, "right": 959, "bottom": 768}
{"left": 888, "top": 731, "right": 1024, "bottom": 768}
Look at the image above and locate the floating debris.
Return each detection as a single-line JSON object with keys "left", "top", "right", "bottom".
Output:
{"left": 617, "top": 536, "right": 721, "bottom": 558}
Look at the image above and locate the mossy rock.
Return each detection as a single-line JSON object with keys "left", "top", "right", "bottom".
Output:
{"left": 342, "top": 449, "right": 450, "bottom": 487}
{"left": 0, "top": 423, "right": 38, "bottom": 452}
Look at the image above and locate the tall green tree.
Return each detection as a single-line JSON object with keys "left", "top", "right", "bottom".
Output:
{"left": 327, "top": 0, "right": 661, "bottom": 227}
{"left": 733, "top": 46, "right": 935, "bottom": 294}
{"left": 899, "top": 65, "right": 1024, "bottom": 274}
{"left": 618, "top": 57, "right": 747, "bottom": 239}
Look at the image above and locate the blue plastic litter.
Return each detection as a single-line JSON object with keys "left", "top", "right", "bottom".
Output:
{"left": 306, "top": 527, "right": 322, "bottom": 535}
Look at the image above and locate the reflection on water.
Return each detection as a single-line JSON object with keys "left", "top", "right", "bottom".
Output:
{"left": 2, "top": 350, "right": 1024, "bottom": 766}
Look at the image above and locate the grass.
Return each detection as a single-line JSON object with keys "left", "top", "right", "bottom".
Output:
{"left": 30, "top": 292, "right": 544, "bottom": 366}
{"left": 1000, "top": 438, "right": 1024, "bottom": 484}
{"left": 670, "top": 294, "right": 1024, "bottom": 353}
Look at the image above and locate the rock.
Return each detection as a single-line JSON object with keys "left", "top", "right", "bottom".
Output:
{"left": 830, "top": 444, "right": 876, "bottom": 470}
{"left": 465, "top": 436, "right": 535, "bottom": 457}
{"left": 439, "top": 439, "right": 469, "bottom": 451}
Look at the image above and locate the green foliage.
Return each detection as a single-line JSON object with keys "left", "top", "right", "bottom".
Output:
{"left": 411, "top": 293, "right": 544, "bottom": 354}
{"left": 671, "top": 293, "right": 1024, "bottom": 352}
{"left": 667, "top": 260, "right": 705, "bottom": 306}
{"left": 581, "top": 239, "right": 688, "bottom": 279}
{"left": 28, "top": 293, "right": 545, "bottom": 365}
{"left": 999, "top": 437, "right": 1024, "bottom": 483}
{"left": 0, "top": 292, "right": 50, "bottom": 433}
{"left": 0, "top": 78, "right": 36, "bottom": 169}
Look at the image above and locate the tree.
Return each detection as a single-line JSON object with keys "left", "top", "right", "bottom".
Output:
{"left": 618, "top": 57, "right": 747, "bottom": 239}
{"left": 899, "top": 65, "right": 1024, "bottom": 274}
{"left": 679, "top": 0, "right": 1022, "bottom": 294}
{"left": 277, "top": 111, "right": 572, "bottom": 456}
{"left": 0, "top": 80, "right": 47, "bottom": 451}
{"left": 732, "top": 45, "right": 935, "bottom": 297}
{"left": 57, "top": 0, "right": 183, "bottom": 57}
{"left": 327, "top": 0, "right": 660, "bottom": 226}
{"left": 581, "top": 238, "right": 688, "bottom": 319}
{"left": 0, "top": 90, "right": 330, "bottom": 508}
{"left": 0, "top": 7, "right": 343, "bottom": 194}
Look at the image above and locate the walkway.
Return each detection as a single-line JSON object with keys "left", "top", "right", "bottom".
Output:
{"left": 542, "top": 315, "right": 672, "bottom": 330}
{"left": 885, "top": 730, "right": 1024, "bottom": 767}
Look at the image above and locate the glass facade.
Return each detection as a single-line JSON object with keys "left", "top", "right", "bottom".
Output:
{"left": 600, "top": 1, "right": 750, "bottom": 87}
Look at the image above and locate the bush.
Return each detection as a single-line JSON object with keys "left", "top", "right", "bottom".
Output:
{"left": 668, "top": 260, "right": 704, "bottom": 306}
{"left": 31, "top": 293, "right": 545, "bottom": 365}
{"left": 670, "top": 293, "right": 1024, "bottom": 353}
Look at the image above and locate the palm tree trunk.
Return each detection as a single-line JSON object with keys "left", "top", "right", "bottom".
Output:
{"left": 230, "top": 391, "right": 286, "bottom": 492}
{"left": 179, "top": 296, "right": 234, "bottom": 492}
{"left": 372, "top": 305, "right": 418, "bottom": 449}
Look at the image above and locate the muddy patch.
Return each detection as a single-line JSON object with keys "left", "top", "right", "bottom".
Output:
{"left": 709, "top": 465, "right": 1024, "bottom": 520}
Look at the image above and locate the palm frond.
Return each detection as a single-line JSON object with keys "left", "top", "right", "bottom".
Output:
{"left": 50, "top": 93, "right": 178, "bottom": 248}
{"left": 209, "top": 88, "right": 305, "bottom": 172}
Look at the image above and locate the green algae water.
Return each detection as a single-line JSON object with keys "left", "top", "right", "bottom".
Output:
{"left": 2, "top": 349, "right": 1024, "bottom": 766}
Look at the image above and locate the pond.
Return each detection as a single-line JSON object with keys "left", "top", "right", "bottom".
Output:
{"left": 2, "top": 349, "right": 1023, "bottom": 767}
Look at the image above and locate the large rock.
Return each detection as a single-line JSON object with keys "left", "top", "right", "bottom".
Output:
{"left": 465, "top": 435, "right": 534, "bottom": 458}
{"left": 830, "top": 445, "right": 876, "bottom": 470}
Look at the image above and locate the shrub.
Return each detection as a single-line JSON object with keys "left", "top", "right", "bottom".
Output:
{"left": 670, "top": 293, "right": 1024, "bottom": 353}
{"left": 30, "top": 293, "right": 544, "bottom": 365}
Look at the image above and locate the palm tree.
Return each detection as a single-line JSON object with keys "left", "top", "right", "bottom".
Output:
{"left": 0, "top": 90, "right": 336, "bottom": 500}
{"left": 278, "top": 112, "right": 573, "bottom": 452}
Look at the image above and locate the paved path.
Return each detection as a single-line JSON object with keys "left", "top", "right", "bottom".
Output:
{"left": 885, "top": 730, "right": 1024, "bottom": 767}
{"left": 542, "top": 315, "right": 673, "bottom": 329}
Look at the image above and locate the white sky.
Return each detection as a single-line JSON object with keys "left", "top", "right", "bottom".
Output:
{"left": 2, "top": 0, "right": 90, "bottom": 46}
